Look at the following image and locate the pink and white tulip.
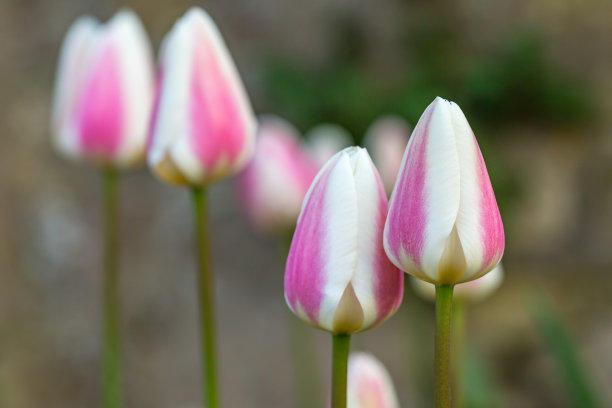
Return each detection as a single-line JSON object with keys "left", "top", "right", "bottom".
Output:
{"left": 236, "top": 116, "right": 318, "bottom": 233}
{"left": 348, "top": 353, "right": 400, "bottom": 408}
{"left": 284, "top": 147, "right": 404, "bottom": 334}
{"left": 305, "top": 124, "right": 352, "bottom": 168}
{"left": 384, "top": 97, "right": 504, "bottom": 285}
{"left": 51, "top": 10, "right": 155, "bottom": 167}
{"left": 148, "top": 7, "right": 256, "bottom": 186}
{"left": 412, "top": 263, "right": 504, "bottom": 303}
{"left": 364, "top": 116, "right": 410, "bottom": 193}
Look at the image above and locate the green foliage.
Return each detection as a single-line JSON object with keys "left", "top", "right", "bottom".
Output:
{"left": 531, "top": 293, "right": 602, "bottom": 408}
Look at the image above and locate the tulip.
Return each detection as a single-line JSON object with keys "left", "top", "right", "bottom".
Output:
{"left": 384, "top": 97, "right": 504, "bottom": 286}
{"left": 51, "top": 10, "right": 154, "bottom": 408}
{"left": 305, "top": 124, "right": 352, "bottom": 168}
{"left": 284, "top": 146, "right": 403, "bottom": 408}
{"left": 236, "top": 116, "right": 317, "bottom": 233}
{"left": 148, "top": 7, "right": 256, "bottom": 186}
{"left": 348, "top": 353, "right": 400, "bottom": 408}
{"left": 412, "top": 263, "right": 504, "bottom": 303}
{"left": 146, "top": 8, "right": 256, "bottom": 408}
{"left": 364, "top": 116, "right": 410, "bottom": 193}
{"left": 383, "top": 97, "right": 504, "bottom": 407}
{"left": 52, "top": 10, "right": 155, "bottom": 167}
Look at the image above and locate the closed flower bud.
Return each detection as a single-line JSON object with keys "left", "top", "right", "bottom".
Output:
{"left": 384, "top": 97, "right": 504, "bottom": 285}
{"left": 236, "top": 116, "right": 317, "bottom": 233}
{"left": 364, "top": 116, "right": 410, "bottom": 193}
{"left": 412, "top": 263, "right": 504, "bottom": 303}
{"left": 305, "top": 124, "right": 352, "bottom": 168}
{"left": 285, "top": 147, "right": 403, "bottom": 334}
{"left": 148, "top": 7, "right": 256, "bottom": 186}
{"left": 51, "top": 10, "right": 155, "bottom": 167}
{"left": 348, "top": 353, "right": 400, "bottom": 408}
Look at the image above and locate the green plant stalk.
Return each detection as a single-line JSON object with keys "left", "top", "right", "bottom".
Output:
{"left": 331, "top": 334, "right": 351, "bottom": 408}
{"left": 191, "top": 187, "right": 218, "bottom": 408}
{"left": 280, "top": 230, "right": 321, "bottom": 408}
{"left": 102, "top": 167, "right": 121, "bottom": 408}
{"left": 435, "top": 284, "right": 454, "bottom": 408}
{"left": 533, "top": 295, "right": 601, "bottom": 408}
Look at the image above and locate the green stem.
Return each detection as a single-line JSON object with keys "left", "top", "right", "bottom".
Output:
{"left": 280, "top": 230, "right": 320, "bottom": 408}
{"left": 331, "top": 334, "right": 351, "bottom": 408}
{"left": 102, "top": 167, "right": 121, "bottom": 408}
{"left": 191, "top": 187, "right": 218, "bottom": 408}
{"left": 435, "top": 284, "right": 454, "bottom": 408}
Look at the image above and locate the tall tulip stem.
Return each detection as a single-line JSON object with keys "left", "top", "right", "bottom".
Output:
{"left": 435, "top": 284, "right": 454, "bottom": 408}
{"left": 191, "top": 187, "right": 219, "bottom": 408}
{"left": 102, "top": 167, "right": 121, "bottom": 408}
{"left": 331, "top": 333, "right": 351, "bottom": 408}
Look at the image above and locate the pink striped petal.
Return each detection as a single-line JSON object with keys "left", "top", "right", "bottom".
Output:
{"left": 364, "top": 116, "right": 411, "bottom": 193}
{"left": 148, "top": 7, "right": 256, "bottom": 185}
{"left": 51, "top": 10, "right": 154, "bottom": 167}
{"left": 285, "top": 147, "right": 403, "bottom": 333}
{"left": 384, "top": 97, "right": 504, "bottom": 285}
{"left": 236, "top": 116, "right": 318, "bottom": 233}
{"left": 348, "top": 353, "right": 399, "bottom": 408}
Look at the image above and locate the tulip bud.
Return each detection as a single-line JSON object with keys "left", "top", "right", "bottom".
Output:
{"left": 348, "top": 353, "right": 400, "bottom": 408}
{"left": 384, "top": 97, "right": 504, "bottom": 285}
{"left": 284, "top": 147, "right": 404, "bottom": 334}
{"left": 364, "top": 116, "right": 410, "bottom": 193}
{"left": 412, "top": 263, "right": 504, "bottom": 303}
{"left": 148, "top": 7, "right": 256, "bottom": 186}
{"left": 51, "top": 10, "right": 155, "bottom": 167}
{"left": 305, "top": 124, "right": 352, "bottom": 168}
{"left": 236, "top": 116, "right": 317, "bottom": 233}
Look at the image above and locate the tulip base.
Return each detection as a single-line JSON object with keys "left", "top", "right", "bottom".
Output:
{"left": 331, "top": 333, "right": 351, "bottom": 408}
{"left": 435, "top": 284, "right": 454, "bottom": 408}
{"left": 191, "top": 187, "right": 218, "bottom": 408}
{"left": 102, "top": 167, "right": 121, "bottom": 408}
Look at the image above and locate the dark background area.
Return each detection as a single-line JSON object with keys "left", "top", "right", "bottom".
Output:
{"left": 1, "top": 0, "right": 611, "bottom": 406}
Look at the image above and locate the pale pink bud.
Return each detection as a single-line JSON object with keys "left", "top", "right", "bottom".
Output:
{"left": 235, "top": 116, "right": 318, "bottom": 233}
{"left": 284, "top": 147, "right": 403, "bottom": 334}
{"left": 364, "top": 116, "right": 410, "bottom": 193}
{"left": 305, "top": 124, "right": 352, "bottom": 168}
{"left": 51, "top": 10, "right": 155, "bottom": 167}
{"left": 384, "top": 97, "right": 504, "bottom": 285}
{"left": 148, "top": 7, "right": 256, "bottom": 186}
{"left": 348, "top": 353, "right": 400, "bottom": 408}
{"left": 412, "top": 263, "right": 504, "bottom": 302}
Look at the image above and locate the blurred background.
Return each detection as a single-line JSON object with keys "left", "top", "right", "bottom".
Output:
{"left": 1, "top": 0, "right": 612, "bottom": 406}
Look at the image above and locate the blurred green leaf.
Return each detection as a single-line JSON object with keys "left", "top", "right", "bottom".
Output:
{"left": 531, "top": 292, "right": 601, "bottom": 408}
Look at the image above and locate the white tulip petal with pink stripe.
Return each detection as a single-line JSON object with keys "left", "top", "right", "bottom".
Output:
{"left": 384, "top": 97, "right": 505, "bottom": 285}
{"left": 236, "top": 116, "right": 317, "bottom": 233}
{"left": 285, "top": 147, "right": 404, "bottom": 334}
{"left": 148, "top": 7, "right": 256, "bottom": 186}
{"left": 348, "top": 353, "right": 400, "bottom": 408}
{"left": 51, "top": 10, "right": 155, "bottom": 167}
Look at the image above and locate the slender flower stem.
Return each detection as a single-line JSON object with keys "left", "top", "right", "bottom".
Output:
{"left": 280, "top": 230, "right": 320, "bottom": 408}
{"left": 331, "top": 333, "right": 351, "bottom": 408}
{"left": 435, "top": 284, "right": 454, "bottom": 408}
{"left": 102, "top": 167, "right": 121, "bottom": 408}
{"left": 191, "top": 187, "right": 218, "bottom": 408}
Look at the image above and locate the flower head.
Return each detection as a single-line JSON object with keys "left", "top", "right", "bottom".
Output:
{"left": 148, "top": 7, "right": 256, "bottom": 186}
{"left": 51, "top": 10, "right": 155, "bottom": 167}
{"left": 348, "top": 352, "right": 399, "bottom": 408}
{"left": 364, "top": 116, "right": 410, "bottom": 193}
{"left": 236, "top": 116, "right": 317, "bottom": 233}
{"left": 285, "top": 147, "right": 403, "bottom": 334}
{"left": 384, "top": 97, "right": 504, "bottom": 285}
